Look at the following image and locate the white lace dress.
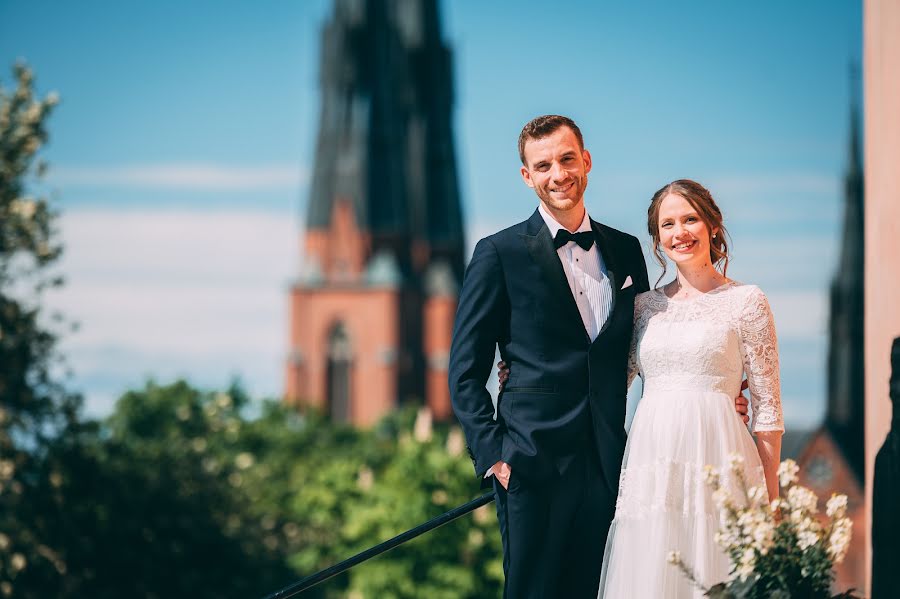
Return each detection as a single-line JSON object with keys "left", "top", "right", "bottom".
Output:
{"left": 598, "top": 281, "right": 784, "bottom": 598}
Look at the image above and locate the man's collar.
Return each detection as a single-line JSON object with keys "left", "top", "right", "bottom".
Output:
{"left": 538, "top": 203, "right": 592, "bottom": 236}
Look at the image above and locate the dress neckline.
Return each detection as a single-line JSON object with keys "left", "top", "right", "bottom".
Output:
{"left": 654, "top": 279, "right": 737, "bottom": 303}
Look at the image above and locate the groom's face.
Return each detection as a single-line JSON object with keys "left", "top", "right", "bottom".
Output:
{"left": 520, "top": 126, "right": 592, "bottom": 214}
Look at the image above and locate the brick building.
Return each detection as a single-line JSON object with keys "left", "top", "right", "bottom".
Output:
{"left": 285, "top": 0, "right": 464, "bottom": 426}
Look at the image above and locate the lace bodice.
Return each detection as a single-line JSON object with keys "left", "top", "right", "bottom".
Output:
{"left": 627, "top": 281, "right": 784, "bottom": 433}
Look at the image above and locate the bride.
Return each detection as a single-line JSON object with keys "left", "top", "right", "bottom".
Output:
{"left": 597, "top": 179, "right": 784, "bottom": 597}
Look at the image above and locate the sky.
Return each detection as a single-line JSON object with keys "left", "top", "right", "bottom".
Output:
{"left": 0, "top": 0, "right": 862, "bottom": 429}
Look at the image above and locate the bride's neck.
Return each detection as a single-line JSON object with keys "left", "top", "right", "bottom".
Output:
{"left": 672, "top": 263, "right": 726, "bottom": 294}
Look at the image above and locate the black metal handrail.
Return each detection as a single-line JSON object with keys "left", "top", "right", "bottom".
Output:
{"left": 261, "top": 491, "right": 497, "bottom": 599}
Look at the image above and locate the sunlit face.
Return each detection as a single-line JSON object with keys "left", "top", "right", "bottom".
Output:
{"left": 520, "top": 126, "right": 592, "bottom": 213}
{"left": 657, "top": 193, "right": 718, "bottom": 268}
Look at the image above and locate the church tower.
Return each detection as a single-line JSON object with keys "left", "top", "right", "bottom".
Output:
{"left": 825, "top": 83, "right": 865, "bottom": 482}
{"left": 285, "top": 0, "right": 465, "bottom": 426}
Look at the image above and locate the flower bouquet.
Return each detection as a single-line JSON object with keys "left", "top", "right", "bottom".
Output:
{"left": 668, "top": 456, "right": 860, "bottom": 598}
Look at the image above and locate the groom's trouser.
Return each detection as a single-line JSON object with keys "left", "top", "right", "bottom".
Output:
{"left": 493, "top": 444, "right": 616, "bottom": 599}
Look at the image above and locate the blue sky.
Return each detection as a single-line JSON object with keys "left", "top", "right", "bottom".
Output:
{"left": 1, "top": 1, "right": 862, "bottom": 428}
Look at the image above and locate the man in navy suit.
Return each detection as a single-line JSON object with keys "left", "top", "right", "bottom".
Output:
{"left": 449, "top": 115, "right": 650, "bottom": 598}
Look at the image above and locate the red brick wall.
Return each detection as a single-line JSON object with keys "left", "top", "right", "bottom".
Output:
{"left": 424, "top": 294, "right": 456, "bottom": 421}
{"left": 795, "top": 430, "right": 866, "bottom": 593}
{"left": 286, "top": 287, "right": 400, "bottom": 427}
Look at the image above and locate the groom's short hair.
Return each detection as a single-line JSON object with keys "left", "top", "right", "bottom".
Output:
{"left": 518, "top": 115, "right": 584, "bottom": 165}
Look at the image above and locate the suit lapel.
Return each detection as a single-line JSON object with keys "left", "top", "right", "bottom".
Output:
{"left": 521, "top": 210, "right": 589, "bottom": 342}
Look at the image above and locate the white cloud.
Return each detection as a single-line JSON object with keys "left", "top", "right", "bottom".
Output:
{"left": 49, "top": 163, "right": 308, "bottom": 191}
{"left": 706, "top": 173, "right": 840, "bottom": 197}
{"left": 47, "top": 208, "right": 300, "bottom": 416}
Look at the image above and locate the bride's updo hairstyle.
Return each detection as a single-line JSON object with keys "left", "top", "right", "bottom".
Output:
{"left": 647, "top": 179, "right": 730, "bottom": 287}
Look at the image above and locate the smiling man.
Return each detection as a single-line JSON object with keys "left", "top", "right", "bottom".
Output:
{"left": 448, "top": 115, "right": 651, "bottom": 598}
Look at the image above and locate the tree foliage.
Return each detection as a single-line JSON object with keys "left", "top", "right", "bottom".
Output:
{"left": 0, "top": 62, "right": 81, "bottom": 599}
{"left": 0, "top": 63, "right": 502, "bottom": 598}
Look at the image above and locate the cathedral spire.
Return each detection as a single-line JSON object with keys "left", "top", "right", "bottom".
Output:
{"left": 287, "top": 0, "right": 464, "bottom": 425}
{"left": 825, "top": 63, "right": 865, "bottom": 482}
{"left": 304, "top": 0, "right": 464, "bottom": 282}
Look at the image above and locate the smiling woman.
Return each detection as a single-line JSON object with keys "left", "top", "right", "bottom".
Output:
{"left": 646, "top": 179, "right": 731, "bottom": 289}
{"left": 598, "top": 178, "right": 785, "bottom": 598}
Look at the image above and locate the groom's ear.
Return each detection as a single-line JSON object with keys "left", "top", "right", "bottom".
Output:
{"left": 520, "top": 165, "right": 536, "bottom": 189}
{"left": 582, "top": 148, "right": 592, "bottom": 174}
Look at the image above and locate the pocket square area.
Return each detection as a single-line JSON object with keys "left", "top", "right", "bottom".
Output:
{"left": 621, "top": 275, "right": 633, "bottom": 290}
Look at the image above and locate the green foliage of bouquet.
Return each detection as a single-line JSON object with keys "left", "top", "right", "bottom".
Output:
{"left": 668, "top": 456, "right": 859, "bottom": 599}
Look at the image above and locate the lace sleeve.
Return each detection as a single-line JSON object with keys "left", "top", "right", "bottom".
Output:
{"left": 738, "top": 286, "right": 784, "bottom": 433}
{"left": 627, "top": 296, "right": 643, "bottom": 388}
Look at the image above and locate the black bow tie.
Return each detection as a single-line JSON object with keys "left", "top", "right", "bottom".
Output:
{"left": 553, "top": 229, "right": 595, "bottom": 251}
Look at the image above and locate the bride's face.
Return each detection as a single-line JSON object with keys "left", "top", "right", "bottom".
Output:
{"left": 657, "top": 193, "right": 718, "bottom": 268}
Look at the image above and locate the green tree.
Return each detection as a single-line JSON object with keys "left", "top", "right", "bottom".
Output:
{"left": 46, "top": 380, "right": 295, "bottom": 598}
{"left": 0, "top": 61, "right": 81, "bottom": 598}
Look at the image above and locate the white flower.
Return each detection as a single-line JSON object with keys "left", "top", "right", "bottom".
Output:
{"left": 175, "top": 405, "right": 191, "bottom": 421}
{"left": 797, "top": 529, "right": 819, "bottom": 551}
{"left": 703, "top": 465, "right": 719, "bottom": 485}
{"left": 787, "top": 485, "right": 818, "bottom": 514}
{"left": 468, "top": 529, "right": 485, "bottom": 547}
{"left": 747, "top": 485, "right": 768, "bottom": 506}
{"left": 10, "top": 198, "right": 37, "bottom": 220}
{"left": 10, "top": 553, "right": 26, "bottom": 572}
{"left": 215, "top": 393, "right": 233, "bottom": 410}
{"left": 736, "top": 548, "right": 756, "bottom": 581}
{"left": 45, "top": 91, "right": 60, "bottom": 106}
{"left": 795, "top": 514, "right": 819, "bottom": 534}
{"left": 828, "top": 517, "right": 853, "bottom": 563}
{"left": 778, "top": 459, "right": 800, "bottom": 487}
{"left": 473, "top": 504, "right": 491, "bottom": 524}
{"left": 413, "top": 407, "right": 432, "bottom": 443}
{"left": 0, "top": 460, "right": 14, "bottom": 480}
{"left": 0, "top": 533, "right": 9, "bottom": 550}
{"left": 445, "top": 428, "right": 465, "bottom": 457}
{"left": 728, "top": 453, "right": 745, "bottom": 474}
{"left": 750, "top": 519, "right": 775, "bottom": 555}
{"left": 357, "top": 467, "right": 374, "bottom": 491}
{"left": 23, "top": 137, "right": 39, "bottom": 154}
{"left": 234, "top": 452, "right": 255, "bottom": 470}
{"left": 667, "top": 550, "right": 681, "bottom": 564}
{"left": 826, "top": 494, "right": 848, "bottom": 518}
{"left": 715, "top": 527, "right": 740, "bottom": 550}
{"left": 712, "top": 488, "right": 730, "bottom": 507}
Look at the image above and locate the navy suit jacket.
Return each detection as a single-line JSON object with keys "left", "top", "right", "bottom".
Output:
{"left": 448, "top": 208, "right": 650, "bottom": 492}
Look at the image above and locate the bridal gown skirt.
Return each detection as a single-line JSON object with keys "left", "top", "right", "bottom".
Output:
{"left": 597, "top": 384, "right": 765, "bottom": 599}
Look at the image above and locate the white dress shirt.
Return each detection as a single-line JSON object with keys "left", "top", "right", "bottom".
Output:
{"left": 537, "top": 204, "right": 613, "bottom": 340}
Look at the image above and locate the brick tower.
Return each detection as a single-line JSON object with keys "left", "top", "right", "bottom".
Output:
{"left": 285, "top": 0, "right": 464, "bottom": 426}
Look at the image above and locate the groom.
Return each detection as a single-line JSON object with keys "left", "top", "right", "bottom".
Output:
{"left": 448, "top": 115, "right": 650, "bottom": 598}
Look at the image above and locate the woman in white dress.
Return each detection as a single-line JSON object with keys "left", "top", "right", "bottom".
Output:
{"left": 597, "top": 179, "right": 784, "bottom": 597}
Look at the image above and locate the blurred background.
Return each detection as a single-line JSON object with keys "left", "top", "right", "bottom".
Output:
{"left": 0, "top": 0, "right": 870, "bottom": 597}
